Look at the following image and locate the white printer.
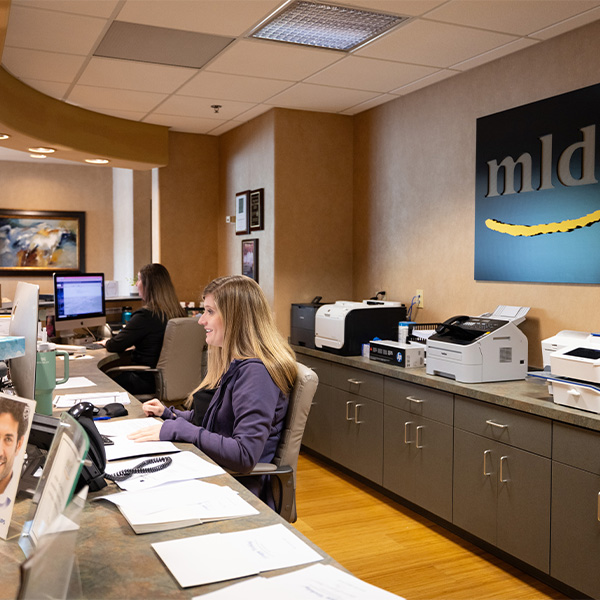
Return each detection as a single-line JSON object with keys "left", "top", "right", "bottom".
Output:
{"left": 537, "top": 330, "right": 600, "bottom": 414}
{"left": 315, "top": 300, "right": 406, "bottom": 356}
{"left": 426, "top": 305, "right": 530, "bottom": 383}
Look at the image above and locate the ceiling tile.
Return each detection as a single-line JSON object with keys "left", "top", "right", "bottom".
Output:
{"left": 264, "top": 83, "right": 378, "bottom": 112}
{"left": 67, "top": 85, "right": 167, "bottom": 112}
{"left": 78, "top": 57, "right": 197, "bottom": 93}
{"left": 232, "top": 103, "right": 273, "bottom": 123}
{"left": 305, "top": 55, "right": 439, "bottom": 92}
{"left": 390, "top": 69, "right": 458, "bottom": 95}
{"left": 177, "top": 71, "right": 294, "bottom": 103}
{"left": 117, "top": 0, "right": 282, "bottom": 37}
{"left": 531, "top": 5, "right": 600, "bottom": 39}
{"left": 153, "top": 95, "right": 257, "bottom": 120}
{"left": 426, "top": 0, "right": 600, "bottom": 36}
{"left": 205, "top": 120, "right": 246, "bottom": 136}
{"left": 340, "top": 93, "right": 401, "bottom": 115}
{"left": 12, "top": 0, "right": 120, "bottom": 19}
{"left": 20, "top": 78, "right": 70, "bottom": 99}
{"left": 5, "top": 5, "right": 108, "bottom": 54}
{"left": 205, "top": 39, "right": 343, "bottom": 80}
{"left": 339, "top": 0, "right": 447, "bottom": 17}
{"left": 356, "top": 19, "right": 518, "bottom": 68}
{"left": 2, "top": 47, "right": 86, "bottom": 82}
{"left": 451, "top": 37, "right": 539, "bottom": 71}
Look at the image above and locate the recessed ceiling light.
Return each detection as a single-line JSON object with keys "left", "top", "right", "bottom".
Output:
{"left": 85, "top": 158, "right": 110, "bottom": 165}
{"left": 29, "top": 146, "right": 55, "bottom": 153}
{"left": 250, "top": 0, "right": 409, "bottom": 52}
{"left": 0, "top": 134, "right": 10, "bottom": 140}
{"left": 30, "top": 153, "right": 47, "bottom": 159}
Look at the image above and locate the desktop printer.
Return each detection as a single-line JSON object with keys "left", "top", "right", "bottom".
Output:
{"left": 315, "top": 300, "right": 407, "bottom": 356}
{"left": 426, "top": 306, "right": 530, "bottom": 383}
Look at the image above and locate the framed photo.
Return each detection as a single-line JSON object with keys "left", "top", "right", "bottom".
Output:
{"left": 249, "top": 188, "right": 264, "bottom": 231}
{"left": 235, "top": 191, "right": 250, "bottom": 235}
{"left": 0, "top": 209, "right": 85, "bottom": 274}
{"left": 242, "top": 238, "right": 259, "bottom": 282}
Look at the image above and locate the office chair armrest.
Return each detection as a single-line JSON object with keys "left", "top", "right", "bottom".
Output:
{"left": 104, "top": 365, "right": 156, "bottom": 375}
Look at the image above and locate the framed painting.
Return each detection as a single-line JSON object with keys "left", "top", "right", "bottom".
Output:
{"left": 242, "top": 238, "right": 258, "bottom": 282}
{"left": 249, "top": 188, "right": 264, "bottom": 231}
{"left": 235, "top": 190, "right": 250, "bottom": 235}
{"left": 0, "top": 209, "right": 85, "bottom": 274}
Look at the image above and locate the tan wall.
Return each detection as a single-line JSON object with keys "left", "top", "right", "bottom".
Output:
{"left": 354, "top": 20, "right": 600, "bottom": 369}
{"left": 158, "top": 131, "right": 219, "bottom": 304}
{"left": 0, "top": 161, "right": 113, "bottom": 300}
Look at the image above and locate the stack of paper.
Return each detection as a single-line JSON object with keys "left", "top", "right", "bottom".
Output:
{"left": 98, "top": 479, "right": 258, "bottom": 534}
{"left": 53, "top": 390, "right": 130, "bottom": 408}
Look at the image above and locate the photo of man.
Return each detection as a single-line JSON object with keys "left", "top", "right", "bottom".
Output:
{"left": 0, "top": 394, "right": 35, "bottom": 539}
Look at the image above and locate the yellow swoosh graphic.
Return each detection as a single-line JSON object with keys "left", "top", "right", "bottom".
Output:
{"left": 485, "top": 209, "right": 600, "bottom": 237}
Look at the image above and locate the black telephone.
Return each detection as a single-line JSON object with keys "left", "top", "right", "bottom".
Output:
{"left": 435, "top": 315, "right": 470, "bottom": 336}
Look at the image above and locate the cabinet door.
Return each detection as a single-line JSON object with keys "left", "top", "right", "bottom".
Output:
{"left": 496, "top": 445, "right": 550, "bottom": 573}
{"left": 332, "top": 389, "right": 383, "bottom": 485}
{"left": 302, "top": 382, "right": 333, "bottom": 456}
{"left": 453, "top": 429, "right": 497, "bottom": 545}
{"left": 383, "top": 405, "right": 417, "bottom": 502}
{"left": 551, "top": 461, "right": 600, "bottom": 598}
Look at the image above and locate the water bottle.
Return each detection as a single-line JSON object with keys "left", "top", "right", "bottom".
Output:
{"left": 121, "top": 306, "right": 132, "bottom": 325}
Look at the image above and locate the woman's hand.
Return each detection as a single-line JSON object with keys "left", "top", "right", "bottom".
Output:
{"left": 142, "top": 398, "right": 166, "bottom": 418}
{"left": 128, "top": 424, "right": 162, "bottom": 442}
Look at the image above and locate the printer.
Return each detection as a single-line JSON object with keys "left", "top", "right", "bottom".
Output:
{"left": 315, "top": 300, "right": 407, "bottom": 356}
{"left": 537, "top": 330, "right": 600, "bottom": 414}
{"left": 426, "top": 305, "right": 530, "bottom": 383}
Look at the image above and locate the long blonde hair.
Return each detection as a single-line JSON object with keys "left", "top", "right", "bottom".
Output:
{"left": 138, "top": 263, "right": 186, "bottom": 322}
{"left": 196, "top": 275, "right": 296, "bottom": 396}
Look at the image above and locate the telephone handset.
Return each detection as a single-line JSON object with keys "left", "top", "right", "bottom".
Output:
{"left": 435, "top": 315, "right": 470, "bottom": 336}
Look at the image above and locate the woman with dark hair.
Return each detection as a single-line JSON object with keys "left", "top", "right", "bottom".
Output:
{"left": 129, "top": 275, "right": 297, "bottom": 506}
{"left": 102, "top": 263, "right": 185, "bottom": 395}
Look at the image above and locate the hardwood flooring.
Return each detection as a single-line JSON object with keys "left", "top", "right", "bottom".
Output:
{"left": 293, "top": 452, "right": 568, "bottom": 600}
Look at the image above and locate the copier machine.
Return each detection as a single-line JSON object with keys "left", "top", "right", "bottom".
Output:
{"left": 426, "top": 306, "right": 530, "bottom": 383}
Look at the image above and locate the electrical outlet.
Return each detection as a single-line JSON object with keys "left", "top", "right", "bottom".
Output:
{"left": 416, "top": 289, "right": 424, "bottom": 309}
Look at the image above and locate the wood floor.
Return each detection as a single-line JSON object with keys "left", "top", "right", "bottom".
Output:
{"left": 293, "top": 451, "right": 568, "bottom": 600}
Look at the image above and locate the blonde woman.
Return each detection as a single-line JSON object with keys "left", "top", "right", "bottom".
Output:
{"left": 130, "top": 275, "right": 297, "bottom": 506}
{"left": 103, "top": 263, "right": 185, "bottom": 395}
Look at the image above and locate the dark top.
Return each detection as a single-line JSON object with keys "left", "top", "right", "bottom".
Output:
{"left": 105, "top": 308, "right": 167, "bottom": 368}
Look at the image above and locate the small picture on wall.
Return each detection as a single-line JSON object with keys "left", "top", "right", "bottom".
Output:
{"left": 249, "top": 188, "right": 264, "bottom": 231}
{"left": 242, "top": 239, "right": 258, "bottom": 282}
{"left": 235, "top": 191, "right": 250, "bottom": 235}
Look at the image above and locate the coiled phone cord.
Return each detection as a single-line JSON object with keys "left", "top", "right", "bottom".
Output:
{"left": 105, "top": 456, "right": 173, "bottom": 482}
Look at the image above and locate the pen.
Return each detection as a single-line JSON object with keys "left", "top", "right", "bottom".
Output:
{"left": 93, "top": 416, "right": 111, "bottom": 421}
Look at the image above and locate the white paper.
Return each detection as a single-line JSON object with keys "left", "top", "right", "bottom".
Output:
{"left": 55, "top": 376, "right": 96, "bottom": 390}
{"left": 152, "top": 524, "right": 323, "bottom": 588}
{"left": 105, "top": 451, "right": 224, "bottom": 491}
{"left": 53, "top": 391, "right": 130, "bottom": 408}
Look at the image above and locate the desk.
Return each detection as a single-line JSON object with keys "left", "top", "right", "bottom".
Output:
{"left": 0, "top": 350, "right": 341, "bottom": 599}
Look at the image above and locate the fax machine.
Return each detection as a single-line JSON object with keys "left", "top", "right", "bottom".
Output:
{"left": 315, "top": 300, "right": 406, "bottom": 356}
{"left": 426, "top": 306, "right": 529, "bottom": 383}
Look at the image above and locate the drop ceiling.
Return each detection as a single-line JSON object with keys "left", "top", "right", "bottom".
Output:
{"left": 2, "top": 0, "right": 600, "bottom": 158}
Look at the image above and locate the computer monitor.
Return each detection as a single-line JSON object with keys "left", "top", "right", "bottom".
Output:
{"left": 53, "top": 273, "right": 106, "bottom": 339}
{"left": 8, "top": 282, "right": 40, "bottom": 400}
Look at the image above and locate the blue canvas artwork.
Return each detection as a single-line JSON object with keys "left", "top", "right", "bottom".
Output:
{"left": 475, "top": 83, "right": 600, "bottom": 283}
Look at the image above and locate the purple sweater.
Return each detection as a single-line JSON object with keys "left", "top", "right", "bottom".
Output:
{"left": 159, "top": 359, "right": 289, "bottom": 501}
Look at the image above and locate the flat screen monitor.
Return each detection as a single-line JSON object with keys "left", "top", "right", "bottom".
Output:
{"left": 9, "top": 281, "right": 39, "bottom": 400}
{"left": 53, "top": 273, "right": 106, "bottom": 337}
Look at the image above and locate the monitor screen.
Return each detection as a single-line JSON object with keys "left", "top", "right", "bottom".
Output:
{"left": 53, "top": 273, "right": 106, "bottom": 335}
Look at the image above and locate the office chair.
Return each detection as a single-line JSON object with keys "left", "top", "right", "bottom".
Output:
{"left": 235, "top": 362, "right": 318, "bottom": 523}
{"left": 104, "top": 317, "right": 206, "bottom": 406}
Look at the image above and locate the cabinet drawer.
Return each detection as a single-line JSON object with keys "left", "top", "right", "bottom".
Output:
{"left": 298, "top": 355, "right": 333, "bottom": 386}
{"left": 384, "top": 378, "right": 453, "bottom": 425}
{"left": 454, "top": 395, "right": 551, "bottom": 457}
{"left": 331, "top": 364, "right": 383, "bottom": 401}
{"left": 553, "top": 422, "right": 600, "bottom": 475}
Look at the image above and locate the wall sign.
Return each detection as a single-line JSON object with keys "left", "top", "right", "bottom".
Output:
{"left": 475, "top": 82, "right": 600, "bottom": 283}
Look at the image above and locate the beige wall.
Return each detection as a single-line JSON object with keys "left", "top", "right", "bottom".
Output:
{"left": 354, "top": 20, "right": 600, "bottom": 368}
{"left": 0, "top": 161, "right": 113, "bottom": 299}
{"left": 158, "top": 131, "right": 219, "bottom": 304}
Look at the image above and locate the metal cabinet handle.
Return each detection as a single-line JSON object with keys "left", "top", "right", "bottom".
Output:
{"left": 416, "top": 425, "right": 424, "bottom": 449}
{"left": 598, "top": 492, "right": 600, "bottom": 522}
{"left": 486, "top": 419, "right": 508, "bottom": 430}
{"left": 347, "top": 378, "right": 363, "bottom": 386}
{"left": 354, "top": 403, "right": 365, "bottom": 424}
{"left": 483, "top": 449, "right": 492, "bottom": 476}
{"left": 345, "top": 401, "right": 354, "bottom": 421}
{"left": 500, "top": 455, "right": 509, "bottom": 483}
{"left": 404, "top": 421, "right": 414, "bottom": 444}
{"left": 407, "top": 395, "right": 424, "bottom": 404}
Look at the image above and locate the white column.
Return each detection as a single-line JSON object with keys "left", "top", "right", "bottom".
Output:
{"left": 151, "top": 167, "right": 160, "bottom": 263}
{"left": 113, "top": 168, "right": 134, "bottom": 295}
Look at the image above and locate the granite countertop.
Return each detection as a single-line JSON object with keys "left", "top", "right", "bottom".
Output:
{"left": 293, "top": 345, "right": 600, "bottom": 433}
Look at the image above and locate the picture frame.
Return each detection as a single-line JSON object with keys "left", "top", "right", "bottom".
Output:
{"left": 241, "top": 238, "right": 259, "bottom": 282}
{"left": 235, "top": 191, "right": 250, "bottom": 235}
{"left": 0, "top": 209, "right": 85, "bottom": 274}
{"left": 249, "top": 188, "right": 264, "bottom": 232}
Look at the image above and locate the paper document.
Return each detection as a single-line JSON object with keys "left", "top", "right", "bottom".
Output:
{"left": 55, "top": 376, "right": 96, "bottom": 390}
{"left": 152, "top": 524, "right": 323, "bottom": 588}
{"left": 53, "top": 391, "right": 130, "bottom": 408}
{"left": 98, "top": 479, "right": 258, "bottom": 534}
{"left": 105, "top": 451, "right": 224, "bottom": 491}
{"left": 96, "top": 418, "right": 179, "bottom": 461}
{"left": 197, "top": 564, "right": 406, "bottom": 599}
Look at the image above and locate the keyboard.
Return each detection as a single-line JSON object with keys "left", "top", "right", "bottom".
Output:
{"left": 85, "top": 342, "right": 106, "bottom": 350}
{"left": 54, "top": 343, "right": 86, "bottom": 354}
